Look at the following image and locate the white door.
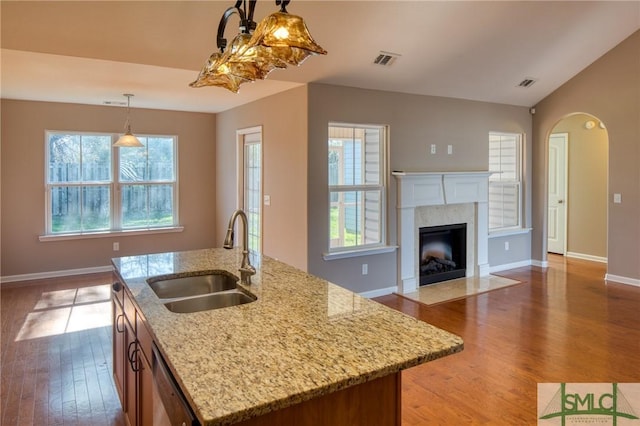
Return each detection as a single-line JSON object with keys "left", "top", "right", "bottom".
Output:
{"left": 548, "top": 133, "right": 567, "bottom": 254}
{"left": 238, "top": 129, "right": 262, "bottom": 254}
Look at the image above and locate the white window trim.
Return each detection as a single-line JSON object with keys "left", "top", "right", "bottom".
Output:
{"left": 43, "top": 130, "right": 179, "bottom": 238}
{"left": 488, "top": 131, "right": 524, "bottom": 232}
{"left": 39, "top": 226, "right": 184, "bottom": 242}
{"left": 488, "top": 228, "right": 532, "bottom": 238}
{"left": 327, "top": 123, "right": 389, "bottom": 255}
{"left": 323, "top": 245, "right": 397, "bottom": 261}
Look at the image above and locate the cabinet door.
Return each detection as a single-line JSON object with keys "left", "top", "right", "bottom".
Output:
{"left": 124, "top": 321, "right": 138, "bottom": 426}
{"left": 112, "top": 297, "right": 126, "bottom": 409}
{"left": 135, "top": 313, "right": 154, "bottom": 425}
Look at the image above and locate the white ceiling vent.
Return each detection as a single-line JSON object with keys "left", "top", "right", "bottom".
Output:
{"left": 517, "top": 78, "right": 537, "bottom": 88}
{"left": 374, "top": 51, "right": 401, "bottom": 67}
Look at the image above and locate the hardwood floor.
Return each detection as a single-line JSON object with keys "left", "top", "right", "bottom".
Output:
{"left": 1, "top": 273, "right": 125, "bottom": 426}
{"left": 375, "top": 255, "right": 640, "bottom": 424}
{"left": 1, "top": 256, "right": 639, "bottom": 425}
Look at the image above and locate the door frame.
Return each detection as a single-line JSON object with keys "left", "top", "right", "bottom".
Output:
{"left": 547, "top": 132, "right": 568, "bottom": 255}
{"left": 236, "top": 126, "right": 263, "bottom": 253}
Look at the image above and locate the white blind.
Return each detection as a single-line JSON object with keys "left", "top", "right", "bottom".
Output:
{"left": 489, "top": 133, "right": 521, "bottom": 230}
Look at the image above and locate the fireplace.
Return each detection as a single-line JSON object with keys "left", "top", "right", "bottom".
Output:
{"left": 419, "top": 223, "right": 467, "bottom": 285}
{"left": 393, "top": 171, "right": 492, "bottom": 294}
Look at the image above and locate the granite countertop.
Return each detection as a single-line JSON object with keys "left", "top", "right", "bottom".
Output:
{"left": 112, "top": 248, "right": 463, "bottom": 426}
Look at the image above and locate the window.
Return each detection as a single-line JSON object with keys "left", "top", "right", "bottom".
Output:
{"left": 328, "top": 124, "right": 386, "bottom": 252}
{"left": 488, "top": 132, "right": 522, "bottom": 231}
{"left": 45, "top": 131, "right": 177, "bottom": 235}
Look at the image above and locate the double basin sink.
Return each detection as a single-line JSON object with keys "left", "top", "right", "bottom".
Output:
{"left": 147, "top": 270, "right": 256, "bottom": 313}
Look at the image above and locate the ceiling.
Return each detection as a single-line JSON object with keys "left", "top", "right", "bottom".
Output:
{"left": 2, "top": 1, "right": 639, "bottom": 113}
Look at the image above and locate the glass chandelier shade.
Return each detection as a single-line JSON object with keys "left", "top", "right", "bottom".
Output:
{"left": 251, "top": 11, "right": 327, "bottom": 56}
{"left": 113, "top": 94, "right": 143, "bottom": 148}
{"left": 190, "top": 52, "right": 251, "bottom": 93}
{"left": 190, "top": 0, "right": 326, "bottom": 93}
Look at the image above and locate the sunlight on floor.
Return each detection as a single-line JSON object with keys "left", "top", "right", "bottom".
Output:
{"left": 15, "top": 284, "right": 112, "bottom": 341}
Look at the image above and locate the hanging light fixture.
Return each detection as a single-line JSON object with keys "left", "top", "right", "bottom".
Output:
{"left": 114, "top": 94, "right": 143, "bottom": 147}
{"left": 190, "top": 0, "right": 326, "bottom": 92}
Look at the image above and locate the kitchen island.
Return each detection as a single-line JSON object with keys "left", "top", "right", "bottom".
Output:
{"left": 112, "top": 248, "right": 463, "bottom": 425}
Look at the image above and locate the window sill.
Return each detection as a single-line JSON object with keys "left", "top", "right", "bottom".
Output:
{"left": 323, "top": 245, "right": 397, "bottom": 261}
{"left": 488, "top": 228, "right": 532, "bottom": 239}
{"left": 39, "top": 226, "right": 184, "bottom": 242}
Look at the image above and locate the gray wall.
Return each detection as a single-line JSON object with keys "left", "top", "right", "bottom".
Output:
{"left": 532, "top": 30, "right": 640, "bottom": 281}
{"left": 307, "top": 83, "right": 532, "bottom": 293}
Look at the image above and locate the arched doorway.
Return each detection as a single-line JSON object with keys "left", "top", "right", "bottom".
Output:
{"left": 547, "top": 113, "right": 609, "bottom": 262}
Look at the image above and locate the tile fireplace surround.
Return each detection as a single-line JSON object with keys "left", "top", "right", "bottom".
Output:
{"left": 393, "top": 171, "right": 493, "bottom": 294}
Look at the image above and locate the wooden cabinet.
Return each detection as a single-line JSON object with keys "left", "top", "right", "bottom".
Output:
{"left": 112, "top": 273, "right": 154, "bottom": 426}
{"left": 112, "top": 283, "right": 126, "bottom": 409}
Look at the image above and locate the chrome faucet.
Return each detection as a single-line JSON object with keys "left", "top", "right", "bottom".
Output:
{"left": 223, "top": 209, "right": 256, "bottom": 284}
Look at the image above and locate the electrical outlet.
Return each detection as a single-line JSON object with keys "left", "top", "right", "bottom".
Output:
{"left": 504, "top": 241, "right": 510, "bottom": 251}
{"left": 113, "top": 242, "right": 120, "bottom": 251}
{"left": 613, "top": 193, "right": 622, "bottom": 204}
{"left": 362, "top": 264, "right": 368, "bottom": 275}
{"left": 430, "top": 144, "right": 436, "bottom": 155}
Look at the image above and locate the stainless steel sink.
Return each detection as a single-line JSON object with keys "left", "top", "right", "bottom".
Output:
{"left": 163, "top": 290, "right": 256, "bottom": 314}
{"left": 147, "top": 271, "right": 238, "bottom": 299}
{"left": 147, "top": 270, "right": 257, "bottom": 313}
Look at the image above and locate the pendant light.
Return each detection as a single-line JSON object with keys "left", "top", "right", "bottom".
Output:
{"left": 114, "top": 94, "right": 143, "bottom": 147}
{"left": 190, "top": 0, "right": 326, "bottom": 92}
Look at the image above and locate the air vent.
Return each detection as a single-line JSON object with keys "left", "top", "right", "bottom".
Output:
{"left": 374, "top": 51, "right": 401, "bottom": 67}
{"left": 517, "top": 78, "right": 537, "bottom": 88}
{"left": 103, "top": 100, "right": 127, "bottom": 106}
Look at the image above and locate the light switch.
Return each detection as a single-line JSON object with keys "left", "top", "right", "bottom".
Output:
{"left": 613, "top": 193, "right": 622, "bottom": 204}
{"left": 264, "top": 195, "right": 271, "bottom": 206}
{"left": 447, "top": 144, "right": 453, "bottom": 155}
{"left": 430, "top": 144, "right": 436, "bottom": 155}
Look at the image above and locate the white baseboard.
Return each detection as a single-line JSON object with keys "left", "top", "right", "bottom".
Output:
{"left": 1, "top": 265, "right": 112, "bottom": 284}
{"left": 489, "top": 260, "right": 533, "bottom": 273}
{"left": 566, "top": 252, "right": 608, "bottom": 263}
{"left": 359, "top": 285, "right": 397, "bottom": 299}
{"left": 531, "top": 259, "right": 549, "bottom": 268}
{"left": 605, "top": 274, "right": 640, "bottom": 287}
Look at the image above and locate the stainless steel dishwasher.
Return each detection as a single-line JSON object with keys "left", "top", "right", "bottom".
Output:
{"left": 152, "top": 343, "right": 199, "bottom": 426}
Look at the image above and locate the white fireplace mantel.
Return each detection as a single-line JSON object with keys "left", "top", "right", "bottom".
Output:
{"left": 393, "top": 171, "right": 492, "bottom": 294}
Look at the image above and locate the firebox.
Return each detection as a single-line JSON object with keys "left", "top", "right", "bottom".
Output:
{"left": 419, "top": 223, "right": 467, "bottom": 285}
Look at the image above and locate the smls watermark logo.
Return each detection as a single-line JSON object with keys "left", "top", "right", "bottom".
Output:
{"left": 538, "top": 383, "right": 640, "bottom": 425}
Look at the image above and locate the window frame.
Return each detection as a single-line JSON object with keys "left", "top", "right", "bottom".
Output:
{"left": 488, "top": 131, "right": 523, "bottom": 233}
{"left": 327, "top": 122, "right": 389, "bottom": 255}
{"left": 43, "top": 130, "right": 180, "bottom": 239}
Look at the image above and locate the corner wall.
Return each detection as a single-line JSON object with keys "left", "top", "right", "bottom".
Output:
{"left": 215, "top": 86, "right": 308, "bottom": 271}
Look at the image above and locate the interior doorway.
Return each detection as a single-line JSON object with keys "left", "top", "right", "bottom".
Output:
{"left": 548, "top": 133, "right": 567, "bottom": 254}
{"left": 547, "top": 114, "right": 608, "bottom": 262}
